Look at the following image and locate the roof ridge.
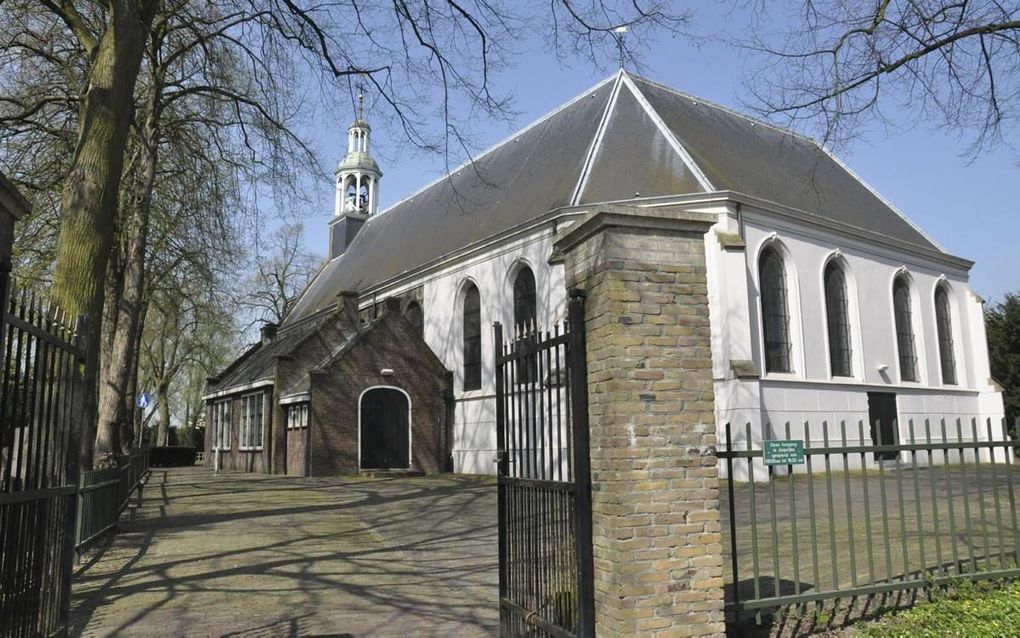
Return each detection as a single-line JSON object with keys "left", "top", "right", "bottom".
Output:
{"left": 619, "top": 74, "right": 714, "bottom": 192}
{"left": 625, "top": 72, "right": 820, "bottom": 146}
{"left": 569, "top": 72, "right": 626, "bottom": 205}
{"left": 361, "top": 73, "right": 619, "bottom": 225}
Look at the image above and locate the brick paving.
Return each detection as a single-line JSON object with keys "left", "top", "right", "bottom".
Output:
{"left": 68, "top": 467, "right": 498, "bottom": 637}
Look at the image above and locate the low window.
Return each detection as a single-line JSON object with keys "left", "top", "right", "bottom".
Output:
{"left": 287, "top": 404, "right": 309, "bottom": 430}
{"left": 212, "top": 400, "right": 231, "bottom": 450}
{"left": 239, "top": 393, "right": 265, "bottom": 450}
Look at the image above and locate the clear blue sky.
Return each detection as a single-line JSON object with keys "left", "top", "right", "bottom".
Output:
{"left": 296, "top": 6, "right": 1020, "bottom": 303}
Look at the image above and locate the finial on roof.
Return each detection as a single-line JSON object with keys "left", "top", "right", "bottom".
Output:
{"left": 357, "top": 91, "right": 364, "bottom": 120}
{"left": 614, "top": 26, "right": 627, "bottom": 69}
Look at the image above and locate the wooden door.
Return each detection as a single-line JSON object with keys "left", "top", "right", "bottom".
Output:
{"left": 360, "top": 388, "right": 410, "bottom": 469}
{"left": 867, "top": 392, "right": 899, "bottom": 460}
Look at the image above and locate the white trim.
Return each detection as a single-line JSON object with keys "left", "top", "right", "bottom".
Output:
{"left": 211, "top": 399, "right": 232, "bottom": 452}
{"left": 279, "top": 392, "right": 310, "bottom": 406}
{"left": 621, "top": 74, "right": 715, "bottom": 192}
{"left": 357, "top": 385, "right": 413, "bottom": 470}
{"left": 570, "top": 71, "right": 625, "bottom": 205}
{"left": 201, "top": 379, "right": 273, "bottom": 401}
{"left": 238, "top": 391, "right": 266, "bottom": 451}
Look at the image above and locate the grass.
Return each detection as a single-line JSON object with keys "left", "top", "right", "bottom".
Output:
{"left": 854, "top": 578, "right": 1020, "bottom": 637}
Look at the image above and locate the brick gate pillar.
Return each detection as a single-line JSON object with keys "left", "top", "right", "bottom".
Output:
{"left": 554, "top": 205, "right": 725, "bottom": 637}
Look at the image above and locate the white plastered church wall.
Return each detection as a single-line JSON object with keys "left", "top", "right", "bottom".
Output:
{"left": 719, "top": 207, "right": 1005, "bottom": 476}
{"left": 415, "top": 224, "right": 567, "bottom": 474}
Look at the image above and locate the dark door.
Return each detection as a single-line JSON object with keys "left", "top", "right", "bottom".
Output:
{"left": 867, "top": 392, "right": 899, "bottom": 460}
{"left": 360, "top": 388, "right": 410, "bottom": 469}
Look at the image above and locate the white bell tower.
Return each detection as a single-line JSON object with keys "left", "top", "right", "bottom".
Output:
{"left": 334, "top": 93, "right": 382, "bottom": 217}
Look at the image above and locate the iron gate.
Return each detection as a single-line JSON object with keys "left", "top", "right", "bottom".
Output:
{"left": 494, "top": 290, "right": 594, "bottom": 637}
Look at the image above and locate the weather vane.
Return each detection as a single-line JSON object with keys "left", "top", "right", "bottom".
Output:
{"left": 614, "top": 25, "right": 627, "bottom": 69}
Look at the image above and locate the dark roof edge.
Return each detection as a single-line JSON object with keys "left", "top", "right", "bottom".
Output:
{"left": 0, "top": 172, "right": 31, "bottom": 220}
{"left": 201, "top": 378, "right": 274, "bottom": 401}
{"left": 206, "top": 340, "right": 263, "bottom": 388}
{"left": 340, "top": 190, "right": 970, "bottom": 304}
{"left": 696, "top": 190, "right": 971, "bottom": 271}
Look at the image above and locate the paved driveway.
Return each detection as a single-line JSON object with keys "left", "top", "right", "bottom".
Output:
{"left": 69, "top": 467, "right": 498, "bottom": 637}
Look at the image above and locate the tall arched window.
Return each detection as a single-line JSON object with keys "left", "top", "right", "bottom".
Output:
{"left": 462, "top": 283, "right": 482, "bottom": 391}
{"left": 405, "top": 301, "right": 423, "bottom": 336}
{"left": 513, "top": 266, "right": 537, "bottom": 332}
{"left": 935, "top": 284, "right": 957, "bottom": 385}
{"left": 759, "top": 247, "right": 792, "bottom": 373}
{"left": 893, "top": 276, "right": 918, "bottom": 382}
{"left": 824, "top": 261, "right": 853, "bottom": 377}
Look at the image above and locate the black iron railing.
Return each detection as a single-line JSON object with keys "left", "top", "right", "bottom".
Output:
{"left": 75, "top": 448, "right": 150, "bottom": 554}
{"left": 719, "top": 417, "right": 1020, "bottom": 623}
{"left": 494, "top": 290, "right": 594, "bottom": 637}
{"left": 0, "top": 281, "right": 86, "bottom": 637}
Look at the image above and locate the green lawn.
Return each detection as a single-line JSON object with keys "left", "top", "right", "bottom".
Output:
{"left": 855, "top": 579, "right": 1020, "bottom": 637}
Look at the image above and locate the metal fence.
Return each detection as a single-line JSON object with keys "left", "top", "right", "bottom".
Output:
{"left": 494, "top": 291, "right": 595, "bottom": 637}
{"left": 719, "top": 417, "right": 1020, "bottom": 623}
{"left": 75, "top": 449, "right": 150, "bottom": 554}
{"left": 0, "top": 282, "right": 86, "bottom": 637}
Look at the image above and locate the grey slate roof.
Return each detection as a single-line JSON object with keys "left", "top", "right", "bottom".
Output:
{"left": 285, "top": 71, "right": 942, "bottom": 324}
{"left": 207, "top": 312, "right": 332, "bottom": 394}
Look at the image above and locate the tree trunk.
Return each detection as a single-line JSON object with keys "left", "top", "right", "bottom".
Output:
{"left": 96, "top": 98, "right": 159, "bottom": 457}
{"left": 156, "top": 386, "right": 171, "bottom": 447}
{"left": 125, "top": 300, "right": 147, "bottom": 447}
{"left": 51, "top": 2, "right": 157, "bottom": 468}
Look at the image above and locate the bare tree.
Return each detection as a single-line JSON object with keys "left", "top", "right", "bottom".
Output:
{"left": 2, "top": 0, "right": 695, "bottom": 466}
{"left": 239, "top": 223, "right": 319, "bottom": 331}
{"left": 746, "top": 1, "right": 1020, "bottom": 155}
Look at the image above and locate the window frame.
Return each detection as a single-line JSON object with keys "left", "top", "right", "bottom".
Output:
{"left": 934, "top": 284, "right": 957, "bottom": 385}
{"left": 759, "top": 246, "right": 793, "bottom": 374}
{"left": 212, "top": 399, "right": 231, "bottom": 451}
{"left": 823, "top": 260, "right": 853, "bottom": 378}
{"left": 462, "top": 282, "right": 482, "bottom": 391}
{"left": 238, "top": 392, "right": 265, "bottom": 451}
{"left": 892, "top": 275, "right": 919, "bottom": 383}
{"left": 512, "top": 265, "right": 537, "bottom": 333}
{"left": 286, "top": 403, "right": 309, "bottom": 430}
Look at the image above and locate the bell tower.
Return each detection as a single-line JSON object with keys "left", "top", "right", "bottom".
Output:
{"left": 330, "top": 93, "right": 382, "bottom": 259}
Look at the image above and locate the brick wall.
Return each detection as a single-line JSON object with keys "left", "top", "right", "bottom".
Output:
{"left": 203, "top": 391, "right": 272, "bottom": 474}
{"left": 308, "top": 309, "right": 452, "bottom": 475}
{"left": 556, "top": 207, "right": 725, "bottom": 637}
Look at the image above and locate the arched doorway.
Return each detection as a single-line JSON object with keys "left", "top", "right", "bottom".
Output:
{"left": 359, "top": 387, "right": 411, "bottom": 469}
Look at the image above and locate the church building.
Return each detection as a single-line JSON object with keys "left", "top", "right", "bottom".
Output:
{"left": 204, "top": 70, "right": 1004, "bottom": 478}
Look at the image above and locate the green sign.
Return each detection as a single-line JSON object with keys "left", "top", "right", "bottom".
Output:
{"left": 764, "top": 440, "right": 805, "bottom": 465}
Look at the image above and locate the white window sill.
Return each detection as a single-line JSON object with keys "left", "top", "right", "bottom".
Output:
{"left": 238, "top": 447, "right": 264, "bottom": 452}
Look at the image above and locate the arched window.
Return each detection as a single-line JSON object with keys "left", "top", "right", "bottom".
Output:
{"left": 824, "top": 261, "right": 853, "bottom": 377}
{"left": 405, "top": 301, "right": 423, "bottom": 336}
{"left": 462, "top": 283, "right": 482, "bottom": 391}
{"left": 893, "top": 276, "right": 918, "bottom": 382}
{"left": 759, "top": 247, "right": 792, "bottom": 373}
{"left": 513, "top": 266, "right": 537, "bottom": 332}
{"left": 935, "top": 284, "right": 957, "bottom": 385}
